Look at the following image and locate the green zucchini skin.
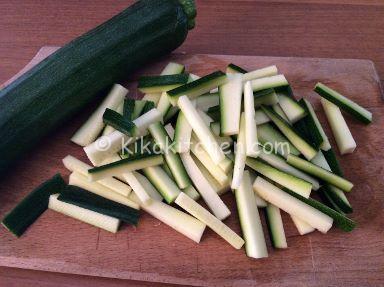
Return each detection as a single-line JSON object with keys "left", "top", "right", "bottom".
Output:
{"left": 58, "top": 185, "right": 140, "bottom": 225}
{"left": 2, "top": 174, "right": 66, "bottom": 237}
{"left": 0, "top": 0, "right": 192, "bottom": 176}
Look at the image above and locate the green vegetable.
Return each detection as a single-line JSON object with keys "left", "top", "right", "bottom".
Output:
{"left": 103, "top": 108, "right": 137, "bottom": 136}
{"left": 2, "top": 174, "right": 66, "bottom": 237}
{"left": 0, "top": 0, "right": 194, "bottom": 175}
{"left": 226, "top": 63, "right": 247, "bottom": 74}
{"left": 138, "top": 74, "right": 189, "bottom": 93}
{"left": 123, "top": 98, "right": 136, "bottom": 121}
{"left": 58, "top": 185, "right": 140, "bottom": 225}
{"left": 314, "top": 82, "right": 372, "bottom": 124}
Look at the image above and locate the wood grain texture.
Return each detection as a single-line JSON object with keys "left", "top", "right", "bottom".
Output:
{"left": 0, "top": 47, "right": 383, "bottom": 286}
{"left": 0, "top": 0, "right": 384, "bottom": 89}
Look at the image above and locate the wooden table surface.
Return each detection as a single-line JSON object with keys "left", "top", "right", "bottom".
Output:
{"left": 1, "top": 1, "right": 383, "bottom": 286}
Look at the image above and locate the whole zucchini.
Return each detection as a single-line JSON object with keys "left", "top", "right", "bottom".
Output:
{"left": 0, "top": 0, "right": 195, "bottom": 176}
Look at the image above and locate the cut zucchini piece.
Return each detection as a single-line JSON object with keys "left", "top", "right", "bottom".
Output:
{"left": 282, "top": 186, "right": 355, "bottom": 232}
{"left": 149, "top": 122, "right": 191, "bottom": 189}
{"left": 310, "top": 151, "right": 352, "bottom": 213}
{"left": 262, "top": 106, "right": 317, "bottom": 160}
{"left": 176, "top": 193, "right": 244, "bottom": 249}
{"left": 190, "top": 135, "right": 230, "bottom": 186}
{"left": 193, "top": 154, "right": 230, "bottom": 196}
{"left": 255, "top": 109, "right": 270, "bottom": 125}
{"left": 141, "top": 93, "right": 161, "bottom": 106}
{"left": 130, "top": 193, "right": 206, "bottom": 243}
{"left": 242, "top": 66, "right": 278, "bottom": 82}
{"left": 248, "top": 171, "right": 268, "bottom": 208}
{"left": 163, "top": 106, "right": 180, "bottom": 123}
{"left": 299, "top": 98, "right": 331, "bottom": 151}
{"left": 49, "top": 194, "right": 120, "bottom": 233}
{"left": 140, "top": 101, "right": 156, "bottom": 115}
{"left": 138, "top": 74, "right": 189, "bottom": 93}
{"left": 253, "top": 177, "right": 333, "bottom": 233}
{"left": 142, "top": 166, "right": 181, "bottom": 204}
{"left": 167, "top": 71, "right": 228, "bottom": 106}
{"left": 287, "top": 154, "right": 353, "bottom": 192}
{"left": 226, "top": 63, "right": 248, "bottom": 74}
{"left": 321, "top": 98, "right": 356, "bottom": 155}
{"left": 180, "top": 153, "right": 231, "bottom": 220}
{"left": 257, "top": 123, "right": 300, "bottom": 158}
{"left": 277, "top": 92, "right": 306, "bottom": 123}
{"left": 254, "top": 89, "right": 279, "bottom": 107}
{"left": 88, "top": 153, "right": 163, "bottom": 181}
{"left": 258, "top": 151, "right": 320, "bottom": 190}
{"left": 84, "top": 108, "right": 162, "bottom": 165}
{"left": 102, "top": 102, "right": 124, "bottom": 136}
{"left": 2, "top": 174, "right": 66, "bottom": 237}
{"left": 58, "top": 185, "right": 139, "bottom": 225}
{"left": 194, "top": 93, "right": 219, "bottom": 111}
{"left": 246, "top": 157, "right": 312, "bottom": 198}
{"left": 290, "top": 216, "right": 315, "bottom": 235}
{"left": 178, "top": 96, "right": 225, "bottom": 164}
{"left": 322, "top": 184, "right": 353, "bottom": 214}
{"left": 231, "top": 113, "right": 247, "bottom": 189}
{"left": 244, "top": 81, "right": 261, "bottom": 157}
{"left": 160, "top": 62, "right": 185, "bottom": 75}
{"left": 251, "top": 75, "right": 288, "bottom": 92}
{"left": 164, "top": 123, "right": 175, "bottom": 138}
{"left": 314, "top": 82, "right": 372, "bottom": 124}
{"left": 209, "top": 121, "right": 220, "bottom": 136}
{"left": 133, "top": 172, "right": 163, "bottom": 202}
{"left": 219, "top": 74, "right": 243, "bottom": 136}
{"left": 69, "top": 172, "right": 139, "bottom": 210}
{"left": 209, "top": 122, "right": 234, "bottom": 148}
{"left": 71, "top": 84, "right": 128, "bottom": 146}
{"left": 174, "top": 111, "right": 193, "bottom": 153}
{"left": 123, "top": 98, "right": 135, "bottom": 121}
{"left": 62, "top": 155, "right": 132, "bottom": 197}
{"left": 182, "top": 185, "right": 200, "bottom": 201}
{"left": 235, "top": 171, "right": 268, "bottom": 258}
{"left": 132, "top": 100, "right": 147, "bottom": 119}
{"left": 103, "top": 108, "right": 137, "bottom": 136}
{"left": 266, "top": 204, "right": 288, "bottom": 249}
{"left": 157, "top": 91, "right": 172, "bottom": 118}
{"left": 272, "top": 104, "right": 290, "bottom": 122}
{"left": 122, "top": 171, "right": 152, "bottom": 205}
{"left": 188, "top": 73, "right": 200, "bottom": 82}
{"left": 322, "top": 148, "right": 344, "bottom": 177}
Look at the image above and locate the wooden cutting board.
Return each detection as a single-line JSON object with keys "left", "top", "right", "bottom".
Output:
{"left": 0, "top": 47, "right": 383, "bottom": 287}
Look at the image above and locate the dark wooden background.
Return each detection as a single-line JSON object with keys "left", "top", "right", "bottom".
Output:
{"left": 0, "top": 0, "right": 383, "bottom": 286}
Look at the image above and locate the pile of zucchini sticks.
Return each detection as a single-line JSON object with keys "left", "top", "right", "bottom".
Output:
{"left": 2, "top": 61, "right": 372, "bottom": 259}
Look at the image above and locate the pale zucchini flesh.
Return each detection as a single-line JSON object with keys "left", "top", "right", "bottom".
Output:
{"left": 142, "top": 166, "right": 181, "bottom": 204}
{"left": 71, "top": 84, "right": 128, "bottom": 146}
{"left": 180, "top": 153, "right": 231, "bottom": 220}
{"left": 174, "top": 111, "right": 193, "bottom": 153}
{"left": 253, "top": 177, "right": 333, "bottom": 234}
{"left": 244, "top": 81, "right": 260, "bottom": 157}
{"left": 254, "top": 109, "right": 270, "bottom": 125}
{"left": 84, "top": 108, "right": 162, "bottom": 165}
{"left": 257, "top": 123, "right": 300, "bottom": 158}
{"left": 231, "top": 113, "right": 247, "bottom": 189}
{"left": 277, "top": 93, "right": 306, "bottom": 123}
{"left": 133, "top": 172, "right": 163, "bottom": 202}
{"left": 251, "top": 75, "right": 288, "bottom": 92}
{"left": 49, "top": 194, "right": 120, "bottom": 233}
{"left": 62, "top": 155, "right": 132, "bottom": 197}
{"left": 178, "top": 96, "right": 225, "bottom": 165}
{"left": 219, "top": 74, "right": 243, "bottom": 136}
{"left": 246, "top": 157, "right": 312, "bottom": 198}
{"left": 321, "top": 98, "right": 356, "bottom": 155}
{"left": 235, "top": 171, "right": 268, "bottom": 258}
{"left": 88, "top": 153, "right": 163, "bottom": 181}
{"left": 290, "top": 215, "right": 315, "bottom": 235}
{"left": 266, "top": 204, "right": 288, "bottom": 249}
{"left": 287, "top": 154, "right": 353, "bottom": 192}
{"left": 242, "top": 65, "right": 278, "bottom": 82}
{"left": 262, "top": 106, "right": 317, "bottom": 160}
{"left": 176, "top": 193, "right": 244, "bottom": 249}
{"left": 129, "top": 193, "right": 206, "bottom": 244}
{"left": 69, "top": 172, "right": 139, "bottom": 210}
{"left": 194, "top": 93, "right": 219, "bottom": 111}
